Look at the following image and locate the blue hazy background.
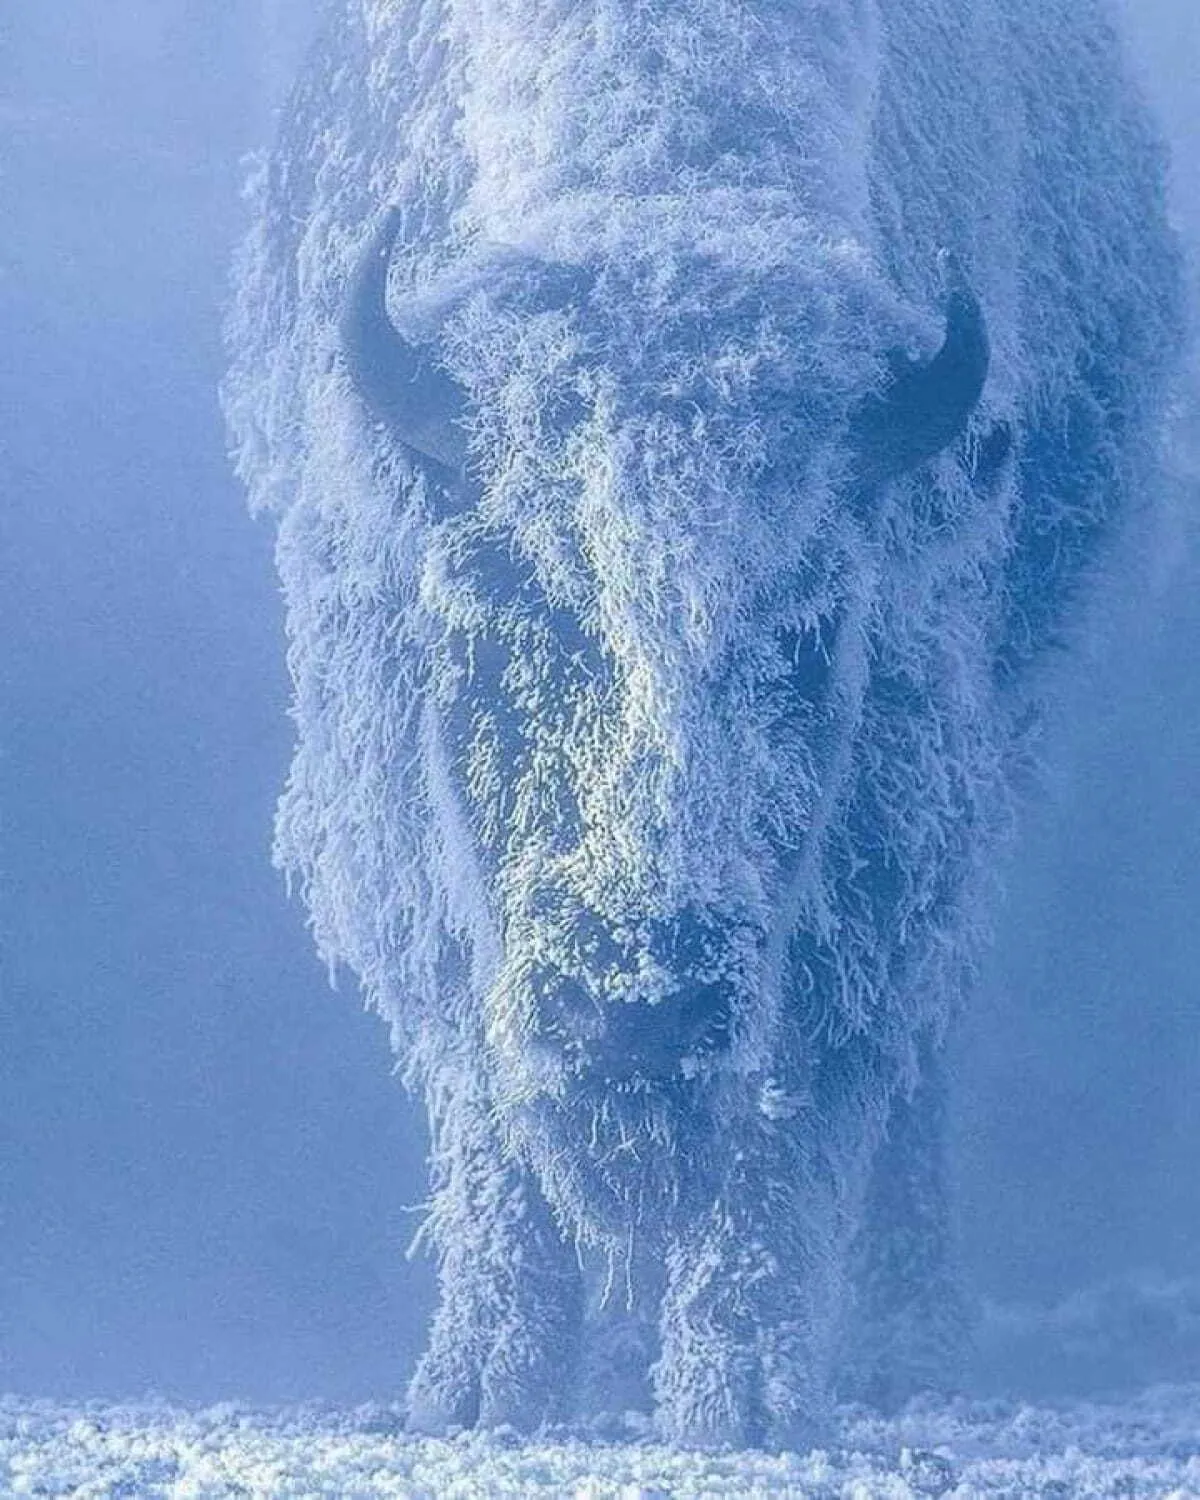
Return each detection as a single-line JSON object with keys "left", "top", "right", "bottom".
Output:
{"left": 0, "top": 0, "right": 1196, "bottom": 1402}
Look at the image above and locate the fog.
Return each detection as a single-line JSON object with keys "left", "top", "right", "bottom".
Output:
{"left": 0, "top": 0, "right": 1195, "bottom": 1403}
{"left": 955, "top": 0, "right": 1200, "bottom": 1381}
{"left": 0, "top": 1, "right": 431, "bottom": 1402}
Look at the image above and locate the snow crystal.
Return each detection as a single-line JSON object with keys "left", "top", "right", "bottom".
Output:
{"left": 2, "top": 1388, "right": 1198, "bottom": 1498}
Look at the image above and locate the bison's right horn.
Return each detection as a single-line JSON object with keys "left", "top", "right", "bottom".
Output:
{"left": 850, "top": 256, "right": 989, "bottom": 485}
{"left": 340, "top": 207, "right": 470, "bottom": 479}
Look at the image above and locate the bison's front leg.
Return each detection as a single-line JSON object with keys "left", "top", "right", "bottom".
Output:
{"left": 652, "top": 1126, "right": 842, "bottom": 1450}
{"left": 408, "top": 1080, "right": 583, "bottom": 1434}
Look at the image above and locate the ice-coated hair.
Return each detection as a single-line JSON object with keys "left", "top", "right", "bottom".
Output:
{"left": 225, "top": 0, "right": 1182, "bottom": 1444}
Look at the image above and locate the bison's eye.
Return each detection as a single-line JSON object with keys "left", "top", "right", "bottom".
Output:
{"left": 973, "top": 421, "right": 1013, "bottom": 490}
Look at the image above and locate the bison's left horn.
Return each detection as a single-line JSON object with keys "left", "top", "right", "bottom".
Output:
{"left": 340, "top": 207, "right": 470, "bottom": 478}
{"left": 850, "top": 256, "right": 989, "bottom": 484}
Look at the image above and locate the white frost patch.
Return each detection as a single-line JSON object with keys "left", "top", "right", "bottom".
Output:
{"left": 2, "top": 1389, "right": 1199, "bottom": 1498}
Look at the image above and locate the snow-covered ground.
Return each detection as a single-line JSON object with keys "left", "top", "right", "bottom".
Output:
{"left": 3, "top": 1387, "right": 1199, "bottom": 1498}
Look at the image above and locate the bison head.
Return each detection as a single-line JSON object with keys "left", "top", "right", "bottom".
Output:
{"left": 337, "top": 206, "right": 992, "bottom": 1234}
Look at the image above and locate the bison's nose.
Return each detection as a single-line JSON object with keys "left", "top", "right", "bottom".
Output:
{"left": 543, "top": 975, "right": 735, "bottom": 1081}
{"left": 599, "top": 980, "right": 735, "bottom": 1081}
{"left": 533, "top": 906, "right": 745, "bottom": 1080}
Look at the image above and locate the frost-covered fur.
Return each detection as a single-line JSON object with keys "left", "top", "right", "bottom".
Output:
{"left": 224, "top": 0, "right": 1181, "bottom": 1447}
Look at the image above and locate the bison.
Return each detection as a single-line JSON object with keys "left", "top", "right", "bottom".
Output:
{"left": 224, "top": 0, "right": 1182, "bottom": 1448}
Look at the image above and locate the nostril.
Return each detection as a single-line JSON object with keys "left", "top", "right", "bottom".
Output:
{"left": 645, "top": 908, "right": 726, "bottom": 973}
{"left": 539, "top": 977, "right": 604, "bottom": 1044}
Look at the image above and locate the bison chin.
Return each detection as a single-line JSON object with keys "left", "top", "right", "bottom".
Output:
{"left": 505, "top": 1073, "right": 728, "bottom": 1243}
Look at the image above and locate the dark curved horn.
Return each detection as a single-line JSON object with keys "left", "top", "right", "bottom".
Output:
{"left": 850, "top": 274, "right": 989, "bottom": 484}
{"left": 340, "top": 207, "right": 470, "bottom": 477}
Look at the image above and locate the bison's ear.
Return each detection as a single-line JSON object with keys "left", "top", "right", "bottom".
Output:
{"left": 340, "top": 207, "right": 471, "bottom": 480}
{"left": 850, "top": 260, "right": 989, "bottom": 485}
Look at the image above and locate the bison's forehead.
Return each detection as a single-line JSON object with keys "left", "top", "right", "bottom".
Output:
{"left": 417, "top": 239, "right": 910, "bottom": 619}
